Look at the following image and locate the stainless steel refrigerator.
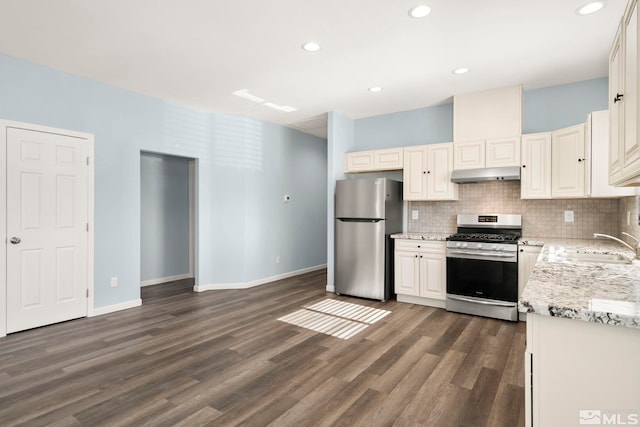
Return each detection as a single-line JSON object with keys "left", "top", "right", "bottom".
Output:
{"left": 335, "top": 178, "right": 403, "bottom": 302}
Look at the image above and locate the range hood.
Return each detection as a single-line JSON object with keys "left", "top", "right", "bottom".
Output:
{"left": 451, "top": 166, "right": 521, "bottom": 183}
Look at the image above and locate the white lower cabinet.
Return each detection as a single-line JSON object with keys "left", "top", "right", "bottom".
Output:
{"left": 517, "top": 245, "right": 542, "bottom": 299}
{"left": 525, "top": 314, "right": 640, "bottom": 427}
{"left": 394, "top": 240, "right": 446, "bottom": 308}
{"left": 517, "top": 245, "right": 542, "bottom": 321}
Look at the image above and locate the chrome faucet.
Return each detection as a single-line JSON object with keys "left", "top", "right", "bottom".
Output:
{"left": 593, "top": 233, "right": 640, "bottom": 259}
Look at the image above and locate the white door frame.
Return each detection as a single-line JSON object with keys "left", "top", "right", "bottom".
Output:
{"left": 0, "top": 120, "right": 95, "bottom": 338}
{"left": 138, "top": 151, "right": 198, "bottom": 288}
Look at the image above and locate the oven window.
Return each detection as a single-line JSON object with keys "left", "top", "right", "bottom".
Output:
{"left": 446, "top": 257, "right": 518, "bottom": 302}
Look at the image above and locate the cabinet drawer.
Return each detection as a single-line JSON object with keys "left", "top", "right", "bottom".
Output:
{"left": 395, "top": 239, "right": 444, "bottom": 252}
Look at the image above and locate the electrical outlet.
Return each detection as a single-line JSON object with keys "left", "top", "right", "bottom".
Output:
{"left": 275, "top": 255, "right": 280, "bottom": 264}
{"left": 411, "top": 209, "right": 419, "bottom": 220}
{"left": 564, "top": 211, "right": 574, "bottom": 223}
{"left": 110, "top": 276, "right": 118, "bottom": 287}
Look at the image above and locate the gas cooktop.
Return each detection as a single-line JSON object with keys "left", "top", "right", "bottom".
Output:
{"left": 448, "top": 214, "right": 523, "bottom": 244}
{"left": 447, "top": 232, "right": 520, "bottom": 243}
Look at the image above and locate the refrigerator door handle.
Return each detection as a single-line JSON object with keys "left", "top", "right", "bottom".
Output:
{"left": 336, "top": 218, "right": 383, "bottom": 223}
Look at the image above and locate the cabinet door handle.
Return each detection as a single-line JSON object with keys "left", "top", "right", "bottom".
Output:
{"left": 423, "top": 171, "right": 427, "bottom": 174}
{"left": 427, "top": 171, "right": 431, "bottom": 174}
{"left": 522, "top": 165, "right": 526, "bottom": 168}
{"left": 578, "top": 158, "right": 586, "bottom": 162}
{"left": 415, "top": 255, "right": 418, "bottom": 258}
{"left": 614, "top": 93, "right": 624, "bottom": 103}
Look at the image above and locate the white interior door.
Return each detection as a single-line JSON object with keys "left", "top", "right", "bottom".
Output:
{"left": 6, "top": 127, "right": 89, "bottom": 333}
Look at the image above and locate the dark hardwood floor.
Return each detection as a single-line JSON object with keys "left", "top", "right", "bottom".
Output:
{"left": 0, "top": 270, "right": 525, "bottom": 426}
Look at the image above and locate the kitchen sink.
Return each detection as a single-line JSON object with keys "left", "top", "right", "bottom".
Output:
{"left": 556, "top": 252, "right": 632, "bottom": 264}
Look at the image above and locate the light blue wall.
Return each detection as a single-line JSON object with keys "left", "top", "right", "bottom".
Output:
{"left": 354, "top": 103, "right": 453, "bottom": 150}
{"left": 326, "top": 112, "right": 355, "bottom": 289}
{"left": 352, "top": 78, "right": 609, "bottom": 149}
{"left": 523, "top": 77, "right": 609, "bottom": 133}
{"left": 140, "top": 153, "right": 190, "bottom": 282}
{"left": 0, "top": 54, "right": 327, "bottom": 308}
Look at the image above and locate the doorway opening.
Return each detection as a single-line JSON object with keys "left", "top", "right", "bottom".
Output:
{"left": 140, "top": 152, "right": 196, "bottom": 293}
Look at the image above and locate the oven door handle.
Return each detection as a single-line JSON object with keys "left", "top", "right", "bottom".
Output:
{"left": 447, "top": 250, "right": 515, "bottom": 257}
{"left": 447, "top": 295, "right": 517, "bottom": 307}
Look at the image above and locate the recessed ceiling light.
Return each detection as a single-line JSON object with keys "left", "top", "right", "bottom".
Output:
{"left": 264, "top": 102, "right": 297, "bottom": 112}
{"left": 368, "top": 87, "right": 383, "bottom": 93}
{"left": 576, "top": 1, "right": 605, "bottom": 15}
{"left": 452, "top": 67, "right": 469, "bottom": 75}
{"left": 409, "top": 5, "right": 432, "bottom": 18}
{"left": 232, "top": 89, "right": 265, "bottom": 103}
{"left": 302, "top": 42, "right": 321, "bottom": 52}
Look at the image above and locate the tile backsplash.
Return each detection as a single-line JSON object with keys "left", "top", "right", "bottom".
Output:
{"left": 407, "top": 181, "right": 627, "bottom": 239}
{"left": 619, "top": 195, "right": 640, "bottom": 238}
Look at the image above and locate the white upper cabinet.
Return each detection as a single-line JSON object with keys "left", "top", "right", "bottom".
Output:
{"left": 403, "top": 146, "right": 427, "bottom": 200}
{"left": 610, "top": 23, "right": 625, "bottom": 183}
{"left": 403, "top": 143, "right": 458, "bottom": 201}
{"left": 344, "top": 148, "right": 403, "bottom": 173}
{"left": 427, "top": 143, "right": 458, "bottom": 200}
{"left": 486, "top": 136, "right": 521, "bottom": 167}
{"left": 609, "top": 0, "right": 640, "bottom": 186}
{"left": 521, "top": 133, "right": 552, "bottom": 199}
{"left": 590, "top": 110, "right": 636, "bottom": 197}
{"left": 373, "top": 148, "right": 403, "bottom": 170}
{"left": 454, "top": 137, "right": 520, "bottom": 170}
{"left": 623, "top": 0, "right": 640, "bottom": 179}
{"left": 522, "top": 114, "right": 632, "bottom": 200}
{"left": 551, "top": 124, "right": 588, "bottom": 198}
{"left": 453, "top": 140, "right": 485, "bottom": 170}
{"left": 344, "top": 151, "right": 374, "bottom": 172}
{"left": 454, "top": 85, "right": 523, "bottom": 141}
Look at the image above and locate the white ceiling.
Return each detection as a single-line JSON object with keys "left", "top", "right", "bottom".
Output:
{"left": 0, "top": 1, "right": 626, "bottom": 139}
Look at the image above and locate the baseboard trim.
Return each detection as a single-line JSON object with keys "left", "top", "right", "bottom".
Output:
{"left": 140, "top": 274, "right": 193, "bottom": 287}
{"left": 397, "top": 294, "right": 446, "bottom": 309}
{"left": 90, "top": 299, "right": 142, "bottom": 316}
{"left": 194, "top": 264, "right": 327, "bottom": 292}
{"left": 326, "top": 285, "right": 335, "bottom": 293}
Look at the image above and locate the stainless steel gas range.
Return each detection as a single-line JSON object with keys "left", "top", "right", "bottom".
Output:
{"left": 445, "top": 214, "right": 522, "bottom": 322}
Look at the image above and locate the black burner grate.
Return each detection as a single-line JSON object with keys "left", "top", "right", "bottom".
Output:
{"left": 447, "top": 232, "right": 519, "bottom": 243}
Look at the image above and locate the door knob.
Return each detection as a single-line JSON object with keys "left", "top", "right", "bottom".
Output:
{"left": 10, "top": 237, "right": 21, "bottom": 244}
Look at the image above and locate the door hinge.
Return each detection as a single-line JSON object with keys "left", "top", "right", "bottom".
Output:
{"left": 86, "top": 156, "right": 89, "bottom": 166}
{"left": 86, "top": 289, "right": 89, "bottom": 298}
{"left": 86, "top": 223, "right": 89, "bottom": 232}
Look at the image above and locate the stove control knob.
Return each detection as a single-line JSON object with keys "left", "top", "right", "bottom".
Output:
{"left": 477, "top": 243, "right": 482, "bottom": 249}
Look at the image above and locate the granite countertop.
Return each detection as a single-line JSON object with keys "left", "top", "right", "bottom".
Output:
{"left": 519, "top": 237, "right": 640, "bottom": 329}
{"left": 391, "top": 232, "right": 451, "bottom": 241}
